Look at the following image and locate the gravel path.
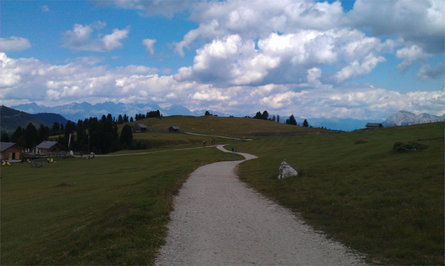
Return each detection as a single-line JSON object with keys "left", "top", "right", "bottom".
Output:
{"left": 155, "top": 145, "right": 365, "bottom": 265}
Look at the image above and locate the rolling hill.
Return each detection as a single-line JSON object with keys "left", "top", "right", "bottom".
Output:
{"left": 0, "top": 105, "right": 68, "bottom": 133}
{"left": 125, "top": 115, "right": 330, "bottom": 139}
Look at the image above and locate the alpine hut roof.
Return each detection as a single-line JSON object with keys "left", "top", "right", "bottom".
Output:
{"left": 0, "top": 142, "right": 16, "bottom": 152}
{"left": 36, "top": 141, "right": 59, "bottom": 149}
{"left": 137, "top": 123, "right": 148, "bottom": 129}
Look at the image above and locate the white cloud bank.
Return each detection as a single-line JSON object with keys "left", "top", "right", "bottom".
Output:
{"left": 171, "top": 0, "right": 443, "bottom": 84}
{"left": 1, "top": 0, "right": 444, "bottom": 120}
{"left": 176, "top": 29, "right": 393, "bottom": 86}
{"left": 1, "top": 52, "right": 444, "bottom": 120}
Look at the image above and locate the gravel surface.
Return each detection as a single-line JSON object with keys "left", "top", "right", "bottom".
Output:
{"left": 156, "top": 145, "right": 365, "bottom": 265}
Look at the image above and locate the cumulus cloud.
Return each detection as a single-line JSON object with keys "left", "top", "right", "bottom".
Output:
{"left": 142, "top": 39, "right": 156, "bottom": 55}
{"left": 417, "top": 63, "right": 445, "bottom": 79}
{"left": 349, "top": 0, "right": 445, "bottom": 54}
{"left": 176, "top": 29, "right": 393, "bottom": 86}
{"left": 103, "top": 28, "right": 129, "bottom": 50}
{"left": 336, "top": 54, "right": 386, "bottom": 82}
{"left": 62, "top": 23, "right": 129, "bottom": 52}
{"left": 0, "top": 52, "right": 159, "bottom": 104}
{"left": 174, "top": 0, "right": 345, "bottom": 56}
{"left": 2, "top": 0, "right": 444, "bottom": 119}
{"left": 396, "top": 44, "right": 429, "bottom": 71}
{"left": 0, "top": 37, "right": 31, "bottom": 52}
{"left": 94, "top": 0, "right": 198, "bottom": 17}
{"left": 2, "top": 52, "right": 443, "bottom": 119}
{"left": 169, "top": 0, "right": 443, "bottom": 88}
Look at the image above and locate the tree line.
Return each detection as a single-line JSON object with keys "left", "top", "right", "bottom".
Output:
{"left": 1, "top": 110, "right": 163, "bottom": 154}
{"left": 253, "top": 110, "right": 309, "bottom": 127}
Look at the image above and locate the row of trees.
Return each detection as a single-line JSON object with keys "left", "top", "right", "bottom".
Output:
{"left": 133, "top": 110, "right": 162, "bottom": 122}
{"left": 61, "top": 114, "right": 135, "bottom": 154}
{"left": 254, "top": 110, "right": 281, "bottom": 122}
{"left": 2, "top": 110, "right": 164, "bottom": 154}
{"left": 115, "top": 110, "right": 162, "bottom": 124}
{"left": 284, "top": 115, "right": 309, "bottom": 127}
{"left": 253, "top": 111, "right": 309, "bottom": 127}
{"left": 1, "top": 123, "right": 51, "bottom": 149}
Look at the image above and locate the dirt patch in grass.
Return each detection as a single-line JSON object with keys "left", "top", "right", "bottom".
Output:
{"left": 393, "top": 141, "right": 428, "bottom": 152}
{"left": 55, "top": 182, "right": 74, "bottom": 187}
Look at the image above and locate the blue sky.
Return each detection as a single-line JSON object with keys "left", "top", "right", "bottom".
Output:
{"left": 1, "top": 0, "right": 444, "bottom": 119}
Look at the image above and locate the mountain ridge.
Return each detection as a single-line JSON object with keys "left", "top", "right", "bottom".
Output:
{"left": 383, "top": 110, "right": 445, "bottom": 127}
{"left": 0, "top": 106, "right": 67, "bottom": 133}
{"left": 12, "top": 101, "right": 207, "bottom": 122}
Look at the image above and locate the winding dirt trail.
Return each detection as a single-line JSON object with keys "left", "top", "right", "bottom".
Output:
{"left": 155, "top": 145, "right": 365, "bottom": 265}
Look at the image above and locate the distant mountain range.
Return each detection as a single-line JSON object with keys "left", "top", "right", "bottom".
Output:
{"left": 0, "top": 105, "right": 68, "bottom": 133}
{"left": 383, "top": 111, "right": 445, "bottom": 127}
{"left": 12, "top": 102, "right": 207, "bottom": 122}
{"left": 8, "top": 102, "right": 444, "bottom": 132}
{"left": 12, "top": 102, "right": 373, "bottom": 131}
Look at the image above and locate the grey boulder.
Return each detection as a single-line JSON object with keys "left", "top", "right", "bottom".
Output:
{"left": 278, "top": 161, "right": 298, "bottom": 179}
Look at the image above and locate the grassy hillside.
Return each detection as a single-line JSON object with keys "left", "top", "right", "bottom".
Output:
{"left": 1, "top": 148, "right": 243, "bottom": 264}
{"left": 132, "top": 132, "right": 229, "bottom": 149}
{"left": 1, "top": 105, "right": 48, "bottom": 133}
{"left": 236, "top": 122, "right": 444, "bottom": 264}
{"left": 0, "top": 106, "right": 67, "bottom": 133}
{"left": 127, "top": 115, "right": 328, "bottom": 139}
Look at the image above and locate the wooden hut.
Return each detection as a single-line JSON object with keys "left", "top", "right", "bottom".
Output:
{"left": 133, "top": 123, "right": 148, "bottom": 133}
{"left": 0, "top": 142, "right": 21, "bottom": 161}
{"left": 366, "top": 123, "right": 383, "bottom": 130}
{"left": 36, "top": 141, "right": 62, "bottom": 155}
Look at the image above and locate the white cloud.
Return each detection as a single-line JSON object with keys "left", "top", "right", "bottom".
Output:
{"left": 41, "top": 5, "right": 50, "bottom": 12}
{"left": 62, "top": 23, "right": 129, "bottom": 52}
{"left": 335, "top": 54, "right": 386, "bottom": 82}
{"left": 0, "top": 37, "right": 31, "bottom": 52}
{"left": 103, "top": 28, "right": 129, "bottom": 50}
{"left": 175, "top": 0, "right": 346, "bottom": 56}
{"left": 177, "top": 29, "right": 392, "bottom": 86}
{"left": 349, "top": 0, "right": 445, "bottom": 54}
{"left": 1, "top": 52, "right": 444, "bottom": 119}
{"left": 142, "top": 39, "right": 156, "bottom": 55}
{"left": 170, "top": 0, "right": 443, "bottom": 86}
{"left": 417, "top": 63, "right": 445, "bottom": 79}
{"left": 396, "top": 45, "right": 429, "bottom": 71}
{"left": 192, "top": 88, "right": 230, "bottom": 101}
{"left": 94, "top": 0, "right": 198, "bottom": 17}
{"left": 0, "top": 52, "right": 158, "bottom": 103}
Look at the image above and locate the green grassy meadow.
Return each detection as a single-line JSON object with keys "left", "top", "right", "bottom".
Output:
{"left": 126, "top": 115, "right": 327, "bottom": 139}
{"left": 132, "top": 131, "right": 228, "bottom": 149}
{"left": 236, "top": 122, "right": 444, "bottom": 264}
{"left": 2, "top": 115, "right": 443, "bottom": 265}
{"left": 1, "top": 147, "right": 243, "bottom": 264}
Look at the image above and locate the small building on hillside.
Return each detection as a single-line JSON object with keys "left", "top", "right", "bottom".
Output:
{"left": 366, "top": 123, "right": 383, "bottom": 130}
{"left": 36, "top": 141, "right": 62, "bottom": 155}
{"left": 168, "top": 126, "right": 180, "bottom": 133}
{"left": 133, "top": 123, "right": 148, "bottom": 133}
{"left": 0, "top": 142, "right": 21, "bottom": 161}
